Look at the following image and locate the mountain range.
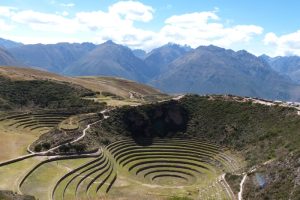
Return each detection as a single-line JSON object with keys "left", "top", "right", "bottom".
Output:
{"left": 260, "top": 55, "right": 300, "bottom": 83}
{"left": 8, "top": 42, "right": 96, "bottom": 73}
{"left": 143, "top": 43, "right": 192, "bottom": 78}
{"left": 151, "top": 46, "right": 300, "bottom": 100}
{"left": 63, "top": 41, "right": 150, "bottom": 82}
{"left": 0, "top": 37, "right": 300, "bottom": 101}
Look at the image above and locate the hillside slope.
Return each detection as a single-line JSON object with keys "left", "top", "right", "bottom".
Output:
{"left": 151, "top": 45, "right": 300, "bottom": 101}
{"left": 0, "top": 48, "right": 19, "bottom": 66}
{"left": 0, "top": 66, "right": 163, "bottom": 99}
{"left": 0, "top": 75, "right": 102, "bottom": 111}
{"left": 0, "top": 38, "right": 23, "bottom": 49}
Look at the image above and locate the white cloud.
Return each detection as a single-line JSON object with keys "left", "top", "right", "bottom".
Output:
{"left": 0, "top": 1, "right": 156, "bottom": 48}
{"left": 0, "top": 6, "right": 16, "bottom": 17}
{"left": 264, "top": 31, "right": 300, "bottom": 56}
{"left": 0, "top": 2, "right": 265, "bottom": 52}
{"left": 108, "top": 0, "right": 154, "bottom": 22}
{"left": 11, "top": 10, "right": 79, "bottom": 33}
{"left": 159, "top": 11, "right": 263, "bottom": 48}
{"left": 76, "top": 10, "right": 131, "bottom": 31}
{"left": 74, "top": 0, "right": 155, "bottom": 33}
{"left": 0, "top": 7, "right": 15, "bottom": 31}
{"left": 60, "top": 3, "right": 75, "bottom": 7}
{"left": 0, "top": 19, "right": 14, "bottom": 31}
{"left": 165, "top": 12, "right": 219, "bottom": 26}
{"left": 74, "top": 1, "right": 156, "bottom": 49}
{"left": 95, "top": 26, "right": 155, "bottom": 48}
{"left": 62, "top": 11, "right": 69, "bottom": 16}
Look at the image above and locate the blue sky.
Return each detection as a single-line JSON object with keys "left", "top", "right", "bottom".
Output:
{"left": 0, "top": 0, "right": 300, "bottom": 56}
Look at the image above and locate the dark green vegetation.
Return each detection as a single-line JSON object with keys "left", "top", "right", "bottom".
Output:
{"left": 0, "top": 76, "right": 103, "bottom": 111}
{"left": 0, "top": 190, "right": 35, "bottom": 200}
{"left": 103, "top": 101, "right": 189, "bottom": 140}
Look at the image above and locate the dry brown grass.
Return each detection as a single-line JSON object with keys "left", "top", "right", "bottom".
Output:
{"left": 0, "top": 132, "right": 36, "bottom": 161}
{"left": 0, "top": 66, "right": 163, "bottom": 99}
{"left": 0, "top": 119, "right": 42, "bottom": 162}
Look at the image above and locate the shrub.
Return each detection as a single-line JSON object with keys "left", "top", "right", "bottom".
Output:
{"left": 41, "top": 142, "right": 50, "bottom": 150}
{"left": 34, "top": 144, "right": 42, "bottom": 152}
{"left": 74, "top": 144, "right": 86, "bottom": 152}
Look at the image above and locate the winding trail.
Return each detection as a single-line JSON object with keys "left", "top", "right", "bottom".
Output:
{"left": 29, "top": 109, "right": 109, "bottom": 155}
{"left": 0, "top": 153, "right": 36, "bottom": 167}
{"left": 238, "top": 173, "right": 247, "bottom": 200}
{"left": 220, "top": 173, "right": 236, "bottom": 200}
{"left": 158, "top": 94, "right": 185, "bottom": 103}
{"left": 42, "top": 119, "right": 101, "bottom": 154}
{"left": 172, "top": 95, "right": 185, "bottom": 101}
